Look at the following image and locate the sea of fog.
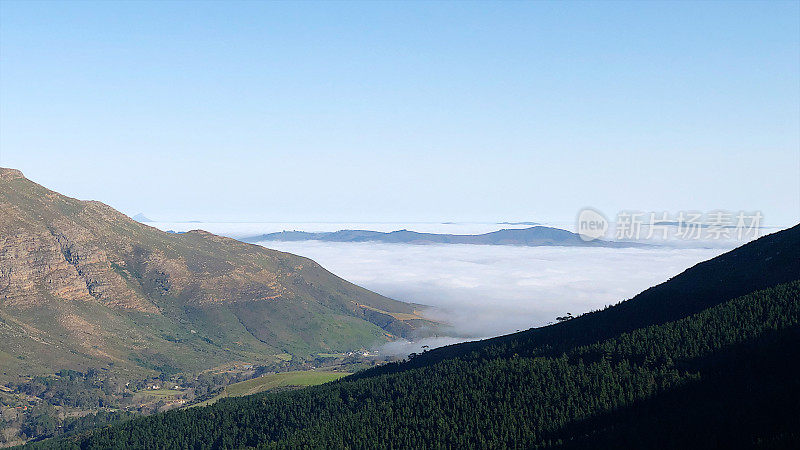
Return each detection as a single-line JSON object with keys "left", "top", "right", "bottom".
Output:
{"left": 148, "top": 222, "right": 730, "bottom": 354}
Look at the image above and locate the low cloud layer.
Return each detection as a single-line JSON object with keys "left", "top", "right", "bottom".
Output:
{"left": 147, "top": 221, "right": 732, "bottom": 355}
{"left": 254, "top": 240, "right": 728, "bottom": 351}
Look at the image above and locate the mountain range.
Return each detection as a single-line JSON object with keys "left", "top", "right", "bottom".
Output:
{"left": 4, "top": 167, "right": 798, "bottom": 448}
{"left": 244, "top": 226, "right": 642, "bottom": 247}
{"left": 0, "top": 168, "right": 433, "bottom": 382}
{"left": 38, "top": 224, "right": 800, "bottom": 448}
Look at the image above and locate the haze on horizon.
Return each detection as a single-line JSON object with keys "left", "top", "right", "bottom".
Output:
{"left": 1, "top": 1, "right": 798, "bottom": 225}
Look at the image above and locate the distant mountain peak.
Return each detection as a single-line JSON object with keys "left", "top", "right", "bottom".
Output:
{"left": 132, "top": 213, "right": 153, "bottom": 222}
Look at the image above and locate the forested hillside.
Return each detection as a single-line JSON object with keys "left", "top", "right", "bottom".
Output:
{"left": 29, "top": 226, "right": 800, "bottom": 449}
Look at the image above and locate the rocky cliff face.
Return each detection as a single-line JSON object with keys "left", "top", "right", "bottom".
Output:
{"left": 0, "top": 168, "right": 432, "bottom": 379}
{"left": 1, "top": 170, "right": 164, "bottom": 312}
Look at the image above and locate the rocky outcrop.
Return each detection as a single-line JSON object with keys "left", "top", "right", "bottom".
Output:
{"left": 0, "top": 173, "right": 158, "bottom": 312}
{"left": 0, "top": 231, "right": 94, "bottom": 306}
{"left": 0, "top": 168, "right": 24, "bottom": 181}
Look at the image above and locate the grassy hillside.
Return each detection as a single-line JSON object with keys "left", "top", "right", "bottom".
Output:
{"left": 0, "top": 167, "right": 434, "bottom": 382}
{"left": 29, "top": 225, "right": 800, "bottom": 449}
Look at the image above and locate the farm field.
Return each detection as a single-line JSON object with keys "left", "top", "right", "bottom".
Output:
{"left": 192, "top": 370, "right": 349, "bottom": 407}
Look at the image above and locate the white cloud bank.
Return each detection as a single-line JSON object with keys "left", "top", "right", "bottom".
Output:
{"left": 254, "top": 240, "right": 728, "bottom": 348}
{"left": 146, "top": 221, "right": 734, "bottom": 354}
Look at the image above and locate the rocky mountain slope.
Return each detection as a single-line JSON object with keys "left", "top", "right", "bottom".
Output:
{"left": 0, "top": 168, "right": 431, "bottom": 381}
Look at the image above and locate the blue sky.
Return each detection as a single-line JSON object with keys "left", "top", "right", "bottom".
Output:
{"left": 1, "top": 1, "right": 798, "bottom": 225}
